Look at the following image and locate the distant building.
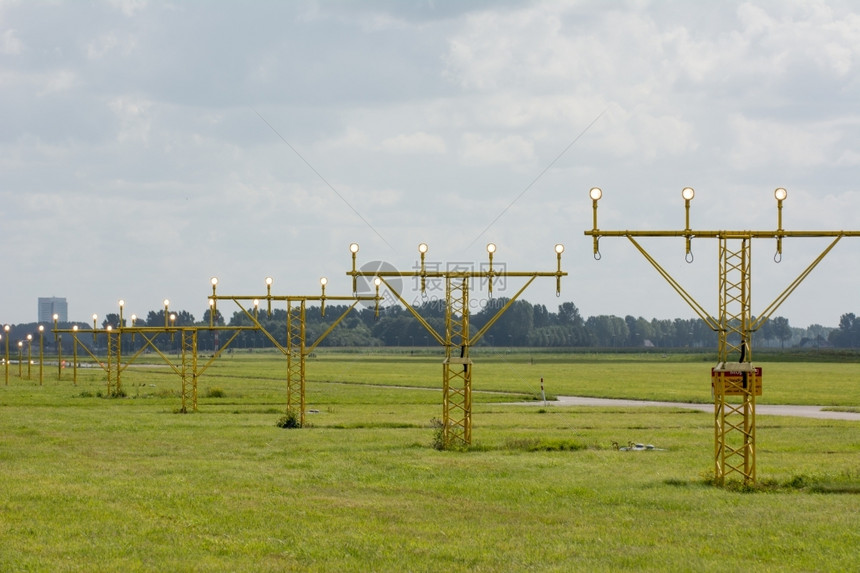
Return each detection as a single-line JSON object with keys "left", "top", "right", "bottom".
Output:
{"left": 38, "top": 297, "right": 68, "bottom": 323}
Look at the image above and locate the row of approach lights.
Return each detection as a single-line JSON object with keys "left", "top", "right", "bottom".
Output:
{"left": 31, "top": 185, "right": 789, "bottom": 331}
{"left": 9, "top": 186, "right": 790, "bottom": 344}
{"left": 43, "top": 301, "right": 181, "bottom": 339}
{"left": 23, "top": 187, "right": 790, "bottom": 333}
{"left": 82, "top": 184, "right": 782, "bottom": 330}
{"left": 53, "top": 185, "right": 791, "bottom": 328}
{"left": 348, "top": 241, "right": 564, "bottom": 259}
{"left": 1, "top": 324, "right": 45, "bottom": 353}
{"left": 206, "top": 275, "right": 363, "bottom": 320}
{"left": 1, "top": 324, "right": 45, "bottom": 338}
{"left": 350, "top": 241, "right": 565, "bottom": 296}
{"left": 203, "top": 240, "right": 568, "bottom": 313}
{"left": 32, "top": 240, "right": 569, "bottom": 331}
{"left": 22, "top": 233, "right": 563, "bottom": 331}
{"left": 589, "top": 186, "right": 789, "bottom": 260}
{"left": 587, "top": 185, "right": 786, "bottom": 205}
{"left": 48, "top": 238, "right": 567, "bottom": 331}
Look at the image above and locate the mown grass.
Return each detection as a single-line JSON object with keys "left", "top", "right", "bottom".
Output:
{"left": 141, "top": 347, "right": 860, "bottom": 406}
{"left": 1, "top": 351, "right": 858, "bottom": 571}
{"left": 301, "top": 349, "right": 860, "bottom": 406}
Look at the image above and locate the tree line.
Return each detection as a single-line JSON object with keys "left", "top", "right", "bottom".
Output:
{"left": 5, "top": 298, "right": 855, "bottom": 352}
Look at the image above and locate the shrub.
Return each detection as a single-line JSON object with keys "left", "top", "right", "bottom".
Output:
{"left": 429, "top": 418, "right": 445, "bottom": 450}
{"left": 276, "top": 409, "right": 302, "bottom": 429}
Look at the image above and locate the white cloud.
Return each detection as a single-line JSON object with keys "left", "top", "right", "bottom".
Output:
{"left": 87, "top": 31, "right": 136, "bottom": 59}
{"left": 321, "top": 127, "right": 374, "bottom": 151}
{"left": 381, "top": 131, "right": 446, "bottom": 154}
{"left": 36, "top": 69, "right": 77, "bottom": 95}
{"left": 593, "top": 105, "right": 696, "bottom": 161}
{"left": 108, "top": 96, "right": 153, "bottom": 143}
{"left": 106, "top": 0, "right": 147, "bottom": 17}
{"left": 459, "top": 132, "right": 535, "bottom": 165}
{"left": 731, "top": 2, "right": 860, "bottom": 83}
{"left": 1, "top": 27, "right": 22, "bottom": 54}
{"left": 728, "top": 114, "right": 841, "bottom": 170}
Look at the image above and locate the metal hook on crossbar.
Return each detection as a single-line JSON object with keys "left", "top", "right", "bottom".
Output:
{"left": 774, "top": 250, "right": 782, "bottom": 263}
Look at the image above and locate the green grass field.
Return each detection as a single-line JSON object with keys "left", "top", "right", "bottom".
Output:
{"left": 1, "top": 350, "right": 858, "bottom": 571}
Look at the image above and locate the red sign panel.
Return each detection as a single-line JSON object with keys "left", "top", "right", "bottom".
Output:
{"left": 711, "top": 366, "right": 762, "bottom": 396}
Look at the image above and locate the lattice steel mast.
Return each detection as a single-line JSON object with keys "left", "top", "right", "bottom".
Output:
{"left": 209, "top": 276, "right": 381, "bottom": 425}
{"left": 586, "top": 186, "right": 860, "bottom": 484}
{"left": 347, "top": 242, "right": 567, "bottom": 448}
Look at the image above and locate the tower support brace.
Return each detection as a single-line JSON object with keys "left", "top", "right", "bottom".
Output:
{"left": 180, "top": 330, "right": 199, "bottom": 413}
{"left": 715, "top": 237, "right": 755, "bottom": 484}
{"left": 286, "top": 301, "right": 307, "bottom": 425}
{"left": 442, "top": 277, "right": 472, "bottom": 448}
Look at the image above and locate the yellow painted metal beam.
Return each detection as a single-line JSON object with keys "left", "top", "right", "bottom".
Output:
{"left": 468, "top": 276, "right": 537, "bottom": 346}
{"left": 376, "top": 277, "right": 446, "bottom": 346}
{"left": 626, "top": 236, "right": 720, "bottom": 331}
{"left": 752, "top": 236, "right": 843, "bottom": 331}
{"left": 586, "top": 229, "right": 860, "bottom": 238}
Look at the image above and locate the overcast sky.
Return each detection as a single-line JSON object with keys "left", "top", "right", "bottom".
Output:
{"left": 2, "top": 0, "right": 859, "bottom": 329}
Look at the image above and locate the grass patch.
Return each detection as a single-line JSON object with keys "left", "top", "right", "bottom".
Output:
{"left": 503, "top": 437, "right": 588, "bottom": 451}
{"left": 823, "top": 406, "right": 860, "bottom": 413}
{"left": 328, "top": 422, "right": 424, "bottom": 429}
{"left": 1, "top": 351, "right": 858, "bottom": 571}
{"left": 689, "top": 469, "right": 860, "bottom": 494}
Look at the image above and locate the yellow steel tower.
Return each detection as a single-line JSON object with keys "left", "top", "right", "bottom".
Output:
{"left": 285, "top": 298, "right": 306, "bottom": 423}
{"left": 586, "top": 187, "right": 860, "bottom": 484}
{"left": 347, "top": 242, "right": 566, "bottom": 448}
{"left": 209, "top": 276, "right": 381, "bottom": 426}
{"left": 53, "top": 301, "right": 254, "bottom": 412}
{"left": 443, "top": 275, "right": 472, "bottom": 444}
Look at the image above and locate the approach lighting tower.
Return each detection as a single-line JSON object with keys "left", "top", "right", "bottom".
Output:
{"left": 586, "top": 187, "right": 860, "bottom": 485}
{"left": 53, "top": 303, "right": 259, "bottom": 411}
{"left": 209, "top": 276, "right": 381, "bottom": 426}
{"left": 347, "top": 242, "right": 567, "bottom": 448}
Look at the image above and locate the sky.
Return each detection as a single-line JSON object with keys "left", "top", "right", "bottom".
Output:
{"left": 2, "top": 0, "right": 859, "bottom": 329}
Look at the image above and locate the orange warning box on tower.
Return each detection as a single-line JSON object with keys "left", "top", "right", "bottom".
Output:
{"left": 711, "top": 366, "right": 762, "bottom": 396}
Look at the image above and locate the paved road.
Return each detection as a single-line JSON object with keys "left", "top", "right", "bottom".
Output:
{"left": 517, "top": 395, "right": 860, "bottom": 421}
